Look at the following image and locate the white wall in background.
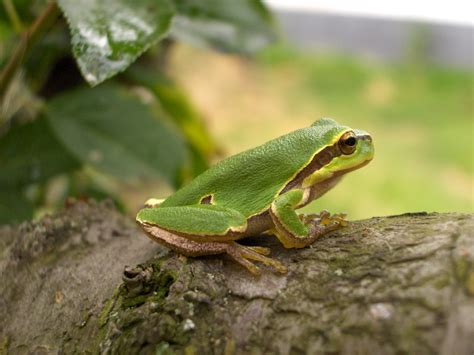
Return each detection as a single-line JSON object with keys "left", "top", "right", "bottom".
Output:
{"left": 265, "top": 0, "right": 474, "bottom": 26}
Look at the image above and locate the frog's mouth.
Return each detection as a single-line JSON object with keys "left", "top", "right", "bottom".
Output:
{"left": 332, "top": 156, "right": 373, "bottom": 176}
{"left": 329, "top": 160, "right": 373, "bottom": 184}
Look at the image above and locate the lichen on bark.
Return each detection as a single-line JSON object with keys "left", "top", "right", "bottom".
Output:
{"left": 0, "top": 201, "right": 473, "bottom": 354}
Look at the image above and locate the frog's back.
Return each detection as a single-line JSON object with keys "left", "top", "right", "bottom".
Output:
{"left": 162, "top": 119, "right": 348, "bottom": 216}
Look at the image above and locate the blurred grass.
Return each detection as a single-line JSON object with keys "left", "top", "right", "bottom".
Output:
{"left": 169, "top": 44, "right": 473, "bottom": 219}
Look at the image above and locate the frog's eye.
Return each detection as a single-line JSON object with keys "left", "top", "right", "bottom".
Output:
{"left": 338, "top": 132, "right": 357, "bottom": 155}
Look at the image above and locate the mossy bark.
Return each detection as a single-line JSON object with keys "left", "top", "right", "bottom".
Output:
{"left": 0, "top": 201, "right": 473, "bottom": 354}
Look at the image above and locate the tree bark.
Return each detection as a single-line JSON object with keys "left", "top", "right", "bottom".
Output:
{"left": 0, "top": 200, "right": 473, "bottom": 354}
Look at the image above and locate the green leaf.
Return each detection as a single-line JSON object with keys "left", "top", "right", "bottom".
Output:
{"left": 45, "top": 85, "right": 188, "bottom": 186}
{"left": 0, "top": 118, "right": 80, "bottom": 187}
{"left": 0, "top": 188, "right": 33, "bottom": 225}
{"left": 170, "top": 0, "right": 276, "bottom": 53}
{"left": 57, "top": 0, "right": 175, "bottom": 86}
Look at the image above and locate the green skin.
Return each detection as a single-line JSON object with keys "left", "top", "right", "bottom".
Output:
{"left": 136, "top": 118, "right": 374, "bottom": 274}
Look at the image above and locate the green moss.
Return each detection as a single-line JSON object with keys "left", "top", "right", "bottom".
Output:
{"left": 156, "top": 342, "right": 175, "bottom": 355}
{"left": 327, "top": 255, "right": 353, "bottom": 271}
{"left": 88, "top": 259, "right": 185, "bottom": 354}
{"left": 117, "top": 309, "right": 146, "bottom": 330}
{"left": 90, "top": 322, "right": 110, "bottom": 355}
{"left": 184, "top": 345, "right": 197, "bottom": 355}
{"left": 120, "top": 262, "right": 177, "bottom": 309}
{"left": 325, "top": 243, "right": 375, "bottom": 275}
{"left": 98, "top": 289, "right": 120, "bottom": 328}
{"left": 223, "top": 338, "right": 236, "bottom": 355}
{"left": 121, "top": 293, "right": 150, "bottom": 308}
{"left": 79, "top": 288, "right": 122, "bottom": 354}
{"left": 454, "top": 256, "right": 472, "bottom": 283}
{"left": 466, "top": 272, "right": 474, "bottom": 296}
{"left": 433, "top": 275, "right": 451, "bottom": 289}
{"left": 0, "top": 336, "right": 9, "bottom": 355}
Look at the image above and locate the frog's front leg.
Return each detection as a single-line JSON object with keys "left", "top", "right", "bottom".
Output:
{"left": 270, "top": 189, "right": 347, "bottom": 249}
{"left": 136, "top": 205, "right": 287, "bottom": 275}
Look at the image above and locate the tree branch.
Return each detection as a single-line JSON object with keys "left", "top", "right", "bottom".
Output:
{"left": 0, "top": 202, "right": 473, "bottom": 354}
{"left": 2, "top": 0, "right": 24, "bottom": 33}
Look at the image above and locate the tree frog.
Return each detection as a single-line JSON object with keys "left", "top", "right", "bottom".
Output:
{"left": 136, "top": 118, "right": 374, "bottom": 274}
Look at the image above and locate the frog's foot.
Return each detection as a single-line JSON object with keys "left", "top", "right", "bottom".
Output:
{"left": 226, "top": 242, "right": 287, "bottom": 275}
{"left": 300, "top": 210, "right": 348, "bottom": 228}
{"left": 273, "top": 208, "right": 349, "bottom": 249}
{"left": 270, "top": 189, "right": 350, "bottom": 249}
{"left": 300, "top": 211, "right": 348, "bottom": 243}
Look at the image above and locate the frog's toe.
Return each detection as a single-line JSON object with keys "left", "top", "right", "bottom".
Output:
{"left": 332, "top": 212, "right": 348, "bottom": 227}
{"left": 323, "top": 212, "right": 348, "bottom": 227}
{"left": 246, "top": 246, "right": 271, "bottom": 255}
{"left": 308, "top": 211, "right": 346, "bottom": 227}
{"left": 226, "top": 249, "right": 262, "bottom": 275}
{"left": 300, "top": 211, "right": 348, "bottom": 228}
{"left": 226, "top": 243, "right": 287, "bottom": 275}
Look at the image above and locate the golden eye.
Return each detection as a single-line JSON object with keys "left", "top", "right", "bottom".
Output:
{"left": 338, "top": 132, "right": 357, "bottom": 155}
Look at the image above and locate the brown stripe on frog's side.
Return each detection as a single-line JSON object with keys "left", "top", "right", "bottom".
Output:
{"left": 281, "top": 142, "right": 342, "bottom": 193}
{"left": 281, "top": 133, "right": 372, "bottom": 194}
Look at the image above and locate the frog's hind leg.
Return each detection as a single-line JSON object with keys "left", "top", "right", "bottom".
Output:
{"left": 137, "top": 204, "right": 287, "bottom": 274}
{"left": 140, "top": 223, "right": 286, "bottom": 275}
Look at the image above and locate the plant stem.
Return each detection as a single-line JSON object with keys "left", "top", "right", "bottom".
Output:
{"left": 3, "top": 0, "right": 24, "bottom": 32}
{"left": 0, "top": 1, "right": 61, "bottom": 100}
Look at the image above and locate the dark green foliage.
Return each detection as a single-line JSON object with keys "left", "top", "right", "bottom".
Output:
{"left": 0, "top": 0, "right": 275, "bottom": 224}
{"left": 120, "top": 261, "right": 177, "bottom": 308}
{"left": 46, "top": 85, "right": 187, "bottom": 186}
{"left": 0, "top": 188, "right": 33, "bottom": 224}
{"left": 0, "top": 118, "right": 79, "bottom": 187}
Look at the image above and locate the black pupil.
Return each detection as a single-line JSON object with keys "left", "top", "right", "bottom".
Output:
{"left": 345, "top": 136, "right": 356, "bottom": 146}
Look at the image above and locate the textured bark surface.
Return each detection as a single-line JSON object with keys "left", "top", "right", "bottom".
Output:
{"left": 0, "top": 200, "right": 473, "bottom": 354}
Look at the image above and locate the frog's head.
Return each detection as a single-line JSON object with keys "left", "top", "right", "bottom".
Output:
{"left": 333, "top": 127, "right": 374, "bottom": 172}
{"left": 302, "top": 118, "right": 374, "bottom": 188}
